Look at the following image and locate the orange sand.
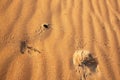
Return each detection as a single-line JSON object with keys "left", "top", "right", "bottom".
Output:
{"left": 0, "top": 0, "right": 120, "bottom": 80}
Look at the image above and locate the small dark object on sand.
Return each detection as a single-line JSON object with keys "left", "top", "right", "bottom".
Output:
{"left": 20, "top": 40, "right": 27, "bottom": 54}
{"left": 20, "top": 40, "right": 41, "bottom": 54}
{"left": 43, "top": 24, "right": 49, "bottom": 29}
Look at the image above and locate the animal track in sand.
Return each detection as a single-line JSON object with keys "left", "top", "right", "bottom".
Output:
{"left": 35, "top": 23, "right": 51, "bottom": 35}
{"left": 20, "top": 23, "right": 51, "bottom": 54}
{"left": 32, "top": 23, "right": 51, "bottom": 40}
{"left": 20, "top": 40, "right": 41, "bottom": 54}
{"left": 73, "top": 50, "right": 98, "bottom": 80}
{"left": 75, "top": 39, "right": 87, "bottom": 49}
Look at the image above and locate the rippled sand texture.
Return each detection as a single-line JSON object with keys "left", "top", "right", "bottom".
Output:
{"left": 0, "top": 0, "right": 120, "bottom": 80}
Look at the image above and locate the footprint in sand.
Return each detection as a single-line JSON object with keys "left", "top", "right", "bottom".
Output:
{"left": 73, "top": 50, "right": 98, "bottom": 80}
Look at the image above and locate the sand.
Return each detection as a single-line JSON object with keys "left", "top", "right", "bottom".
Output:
{"left": 0, "top": 0, "right": 120, "bottom": 80}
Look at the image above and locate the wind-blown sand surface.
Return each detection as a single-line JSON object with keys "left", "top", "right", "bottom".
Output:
{"left": 0, "top": 0, "right": 120, "bottom": 80}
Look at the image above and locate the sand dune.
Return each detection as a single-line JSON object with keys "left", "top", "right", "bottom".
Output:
{"left": 0, "top": 0, "right": 120, "bottom": 80}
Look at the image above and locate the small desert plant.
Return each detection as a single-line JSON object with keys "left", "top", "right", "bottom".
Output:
{"left": 73, "top": 50, "right": 98, "bottom": 80}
